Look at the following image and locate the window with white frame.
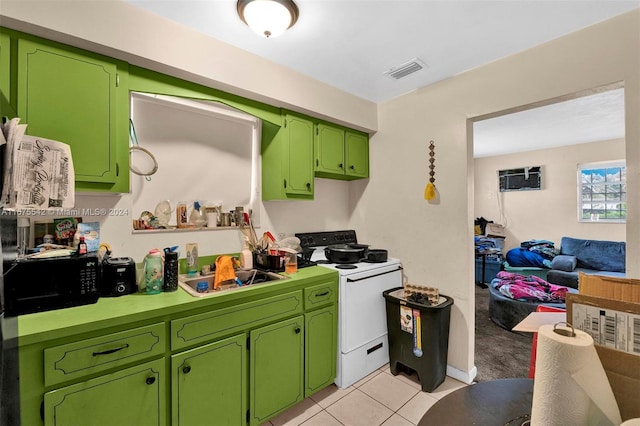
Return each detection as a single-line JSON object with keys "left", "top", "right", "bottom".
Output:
{"left": 578, "top": 160, "right": 626, "bottom": 222}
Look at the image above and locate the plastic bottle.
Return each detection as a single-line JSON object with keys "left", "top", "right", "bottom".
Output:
{"left": 186, "top": 243, "right": 198, "bottom": 276}
{"left": 163, "top": 247, "right": 179, "bottom": 292}
{"left": 144, "top": 249, "right": 164, "bottom": 294}
{"left": 17, "top": 217, "right": 30, "bottom": 256}
{"left": 240, "top": 241, "right": 253, "bottom": 270}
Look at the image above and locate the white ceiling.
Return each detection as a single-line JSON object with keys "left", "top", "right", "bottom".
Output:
{"left": 125, "top": 0, "right": 636, "bottom": 155}
{"left": 473, "top": 88, "right": 626, "bottom": 158}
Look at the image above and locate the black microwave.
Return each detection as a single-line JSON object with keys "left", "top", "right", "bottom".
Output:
{"left": 3, "top": 253, "right": 100, "bottom": 316}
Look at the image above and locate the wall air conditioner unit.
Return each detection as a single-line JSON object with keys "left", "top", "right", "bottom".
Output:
{"left": 498, "top": 166, "right": 542, "bottom": 192}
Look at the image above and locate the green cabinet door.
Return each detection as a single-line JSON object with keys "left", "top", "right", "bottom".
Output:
{"left": 315, "top": 123, "right": 369, "bottom": 180}
{"left": 249, "top": 316, "right": 304, "bottom": 425}
{"left": 305, "top": 305, "right": 337, "bottom": 397}
{"left": 345, "top": 130, "right": 369, "bottom": 178}
{"left": 0, "top": 31, "right": 14, "bottom": 118}
{"left": 172, "top": 334, "right": 246, "bottom": 426}
{"left": 43, "top": 358, "right": 166, "bottom": 426}
{"left": 315, "top": 123, "right": 345, "bottom": 175}
{"left": 285, "top": 113, "right": 314, "bottom": 195}
{"left": 262, "top": 112, "right": 314, "bottom": 200}
{"left": 17, "top": 38, "right": 125, "bottom": 189}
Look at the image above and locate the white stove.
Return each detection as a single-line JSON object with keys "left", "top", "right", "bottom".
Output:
{"left": 296, "top": 231, "right": 403, "bottom": 388}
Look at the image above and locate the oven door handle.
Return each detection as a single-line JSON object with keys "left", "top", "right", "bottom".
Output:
{"left": 346, "top": 266, "right": 403, "bottom": 282}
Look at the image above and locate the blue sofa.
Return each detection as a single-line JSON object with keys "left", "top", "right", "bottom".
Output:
{"left": 546, "top": 237, "right": 626, "bottom": 289}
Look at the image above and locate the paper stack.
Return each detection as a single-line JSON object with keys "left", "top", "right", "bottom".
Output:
{"left": 1, "top": 118, "right": 75, "bottom": 211}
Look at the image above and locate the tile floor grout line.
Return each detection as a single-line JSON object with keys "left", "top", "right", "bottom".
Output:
{"left": 359, "top": 386, "right": 420, "bottom": 415}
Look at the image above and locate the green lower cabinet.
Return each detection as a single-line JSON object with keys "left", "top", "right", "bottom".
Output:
{"left": 305, "top": 305, "right": 338, "bottom": 397}
{"left": 172, "top": 333, "right": 246, "bottom": 426}
{"left": 43, "top": 358, "right": 166, "bottom": 426}
{"left": 250, "top": 316, "right": 304, "bottom": 425}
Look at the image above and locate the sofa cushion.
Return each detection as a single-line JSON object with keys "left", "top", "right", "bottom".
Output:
{"left": 560, "top": 237, "right": 625, "bottom": 272}
{"left": 546, "top": 268, "right": 627, "bottom": 289}
{"left": 551, "top": 255, "right": 577, "bottom": 272}
{"left": 546, "top": 269, "right": 580, "bottom": 289}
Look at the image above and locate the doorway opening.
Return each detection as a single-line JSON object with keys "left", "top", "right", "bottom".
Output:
{"left": 470, "top": 82, "right": 625, "bottom": 381}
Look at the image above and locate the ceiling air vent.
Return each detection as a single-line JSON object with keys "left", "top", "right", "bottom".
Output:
{"left": 384, "top": 58, "right": 427, "bottom": 80}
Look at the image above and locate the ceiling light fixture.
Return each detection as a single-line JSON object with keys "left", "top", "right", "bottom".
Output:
{"left": 237, "top": 0, "right": 299, "bottom": 38}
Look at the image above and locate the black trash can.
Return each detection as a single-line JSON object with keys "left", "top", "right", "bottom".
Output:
{"left": 383, "top": 287, "right": 454, "bottom": 392}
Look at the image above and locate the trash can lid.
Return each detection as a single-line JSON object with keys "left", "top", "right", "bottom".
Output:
{"left": 383, "top": 288, "right": 453, "bottom": 308}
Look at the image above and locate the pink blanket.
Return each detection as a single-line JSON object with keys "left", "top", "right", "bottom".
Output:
{"left": 493, "top": 271, "right": 569, "bottom": 303}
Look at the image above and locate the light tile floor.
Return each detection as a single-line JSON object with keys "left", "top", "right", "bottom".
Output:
{"left": 262, "top": 364, "right": 468, "bottom": 426}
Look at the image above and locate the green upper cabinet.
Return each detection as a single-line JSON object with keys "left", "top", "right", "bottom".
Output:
{"left": 345, "top": 130, "right": 369, "bottom": 178}
{"left": 315, "top": 123, "right": 345, "bottom": 175}
{"left": 315, "top": 123, "right": 369, "bottom": 180}
{"left": 0, "top": 31, "right": 15, "bottom": 118}
{"left": 15, "top": 35, "right": 129, "bottom": 192}
{"left": 262, "top": 111, "right": 314, "bottom": 200}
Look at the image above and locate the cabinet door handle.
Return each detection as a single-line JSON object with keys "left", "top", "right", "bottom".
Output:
{"left": 145, "top": 376, "right": 156, "bottom": 385}
{"left": 338, "top": 163, "right": 343, "bottom": 169}
{"left": 306, "top": 182, "right": 311, "bottom": 191}
{"left": 182, "top": 365, "right": 191, "bottom": 374}
{"left": 316, "top": 291, "right": 329, "bottom": 297}
{"left": 350, "top": 165, "right": 355, "bottom": 170}
{"left": 92, "top": 343, "right": 129, "bottom": 356}
{"left": 294, "top": 327, "right": 301, "bottom": 334}
{"left": 284, "top": 179, "right": 287, "bottom": 189}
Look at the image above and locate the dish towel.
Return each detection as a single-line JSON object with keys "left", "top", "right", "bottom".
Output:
{"left": 214, "top": 255, "right": 237, "bottom": 289}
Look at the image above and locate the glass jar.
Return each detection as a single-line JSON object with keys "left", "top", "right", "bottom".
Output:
{"left": 284, "top": 251, "right": 297, "bottom": 274}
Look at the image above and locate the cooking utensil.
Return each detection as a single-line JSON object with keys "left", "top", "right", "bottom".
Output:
{"left": 365, "top": 249, "right": 388, "bottom": 263}
{"left": 301, "top": 247, "right": 314, "bottom": 261}
{"left": 254, "top": 253, "right": 285, "bottom": 271}
{"left": 325, "top": 244, "right": 367, "bottom": 264}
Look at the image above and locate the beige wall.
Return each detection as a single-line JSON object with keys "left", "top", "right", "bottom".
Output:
{"left": 2, "top": 2, "right": 639, "bottom": 382}
{"left": 354, "top": 11, "right": 639, "bottom": 380}
{"left": 475, "top": 139, "right": 626, "bottom": 252}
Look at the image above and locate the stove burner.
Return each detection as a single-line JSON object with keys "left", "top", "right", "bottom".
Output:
{"left": 335, "top": 264, "right": 358, "bottom": 270}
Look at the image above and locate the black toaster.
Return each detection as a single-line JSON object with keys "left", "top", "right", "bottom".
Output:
{"left": 101, "top": 257, "right": 137, "bottom": 297}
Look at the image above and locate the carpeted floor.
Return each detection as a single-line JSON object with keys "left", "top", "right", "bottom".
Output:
{"left": 474, "top": 285, "right": 532, "bottom": 382}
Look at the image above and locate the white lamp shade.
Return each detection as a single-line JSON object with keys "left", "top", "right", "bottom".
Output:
{"left": 241, "top": 0, "right": 295, "bottom": 38}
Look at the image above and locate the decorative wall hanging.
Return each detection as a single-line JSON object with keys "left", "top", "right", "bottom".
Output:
{"left": 424, "top": 140, "right": 440, "bottom": 203}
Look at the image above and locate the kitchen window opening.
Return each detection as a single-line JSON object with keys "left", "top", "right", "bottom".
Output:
{"left": 129, "top": 92, "right": 262, "bottom": 231}
{"left": 578, "top": 160, "right": 626, "bottom": 223}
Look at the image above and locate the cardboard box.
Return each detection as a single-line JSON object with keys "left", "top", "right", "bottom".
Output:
{"left": 566, "top": 293, "right": 640, "bottom": 420}
{"left": 579, "top": 272, "right": 640, "bottom": 303}
{"left": 484, "top": 223, "right": 505, "bottom": 238}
